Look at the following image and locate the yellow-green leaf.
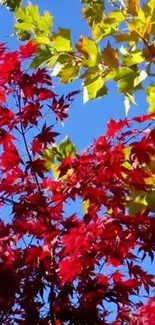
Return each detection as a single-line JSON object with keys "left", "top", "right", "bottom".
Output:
{"left": 146, "top": 84, "right": 155, "bottom": 112}
{"left": 52, "top": 28, "right": 73, "bottom": 52}
{"left": 122, "top": 50, "right": 144, "bottom": 66}
{"left": 56, "top": 137, "right": 77, "bottom": 160}
{"left": 92, "top": 20, "right": 118, "bottom": 42}
{"left": 83, "top": 75, "right": 107, "bottom": 103}
{"left": 126, "top": 195, "right": 148, "bottom": 215}
{"left": 59, "top": 65, "right": 79, "bottom": 83}
{"left": 82, "top": 1, "right": 104, "bottom": 27}
{"left": 146, "top": 192, "right": 155, "bottom": 212}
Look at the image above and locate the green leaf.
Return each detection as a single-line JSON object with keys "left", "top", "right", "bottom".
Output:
{"left": 1, "top": 0, "right": 22, "bottom": 11}
{"left": 15, "top": 2, "right": 53, "bottom": 40}
{"left": 118, "top": 76, "right": 141, "bottom": 93}
{"left": 115, "top": 68, "right": 142, "bottom": 93}
{"left": 30, "top": 45, "right": 52, "bottom": 69}
{"left": 56, "top": 137, "right": 77, "bottom": 159}
{"left": 107, "top": 10, "right": 125, "bottom": 24}
{"left": 146, "top": 84, "right": 155, "bottom": 112}
{"left": 43, "top": 147, "right": 55, "bottom": 170}
{"left": 15, "top": 22, "right": 34, "bottom": 32}
{"left": 83, "top": 75, "right": 107, "bottom": 103}
{"left": 126, "top": 195, "right": 148, "bottom": 215}
{"left": 123, "top": 146, "right": 132, "bottom": 170}
{"left": 26, "top": 1, "right": 40, "bottom": 22}
{"left": 37, "top": 11, "right": 53, "bottom": 33}
{"left": 43, "top": 137, "right": 77, "bottom": 170}
{"left": 114, "top": 67, "right": 136, "bottom": 81}
{"left": 58, "top": 65, "right": 80, "bottom": 83}
{"left": 122, "top": 50, "right": 144, "bottom": 66}
{"left": 52, "top": 28, "right": 73, "bottom": 52}
{"left": 146, "top": 192, "right": 155, "bottom": 212}
{"left": 82, "top": 1, "right": 104, "bottom": 27}
{"left": 92, "top": 20, "right": 118, "bottom": 42}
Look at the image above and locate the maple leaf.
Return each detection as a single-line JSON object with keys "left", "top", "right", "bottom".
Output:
{"left": 19, "top": 102, "right": 42, "bottom": 128}
{"left": 0, "top": 87, "right": 6, "bottom": 102}
{"left": 0, "top": 145, "right": 23, "bottom": 170}
{"left": 106, "top": 119, "right": 129, "bottom": 138}
{"left": 37, "top": 124, "right": 59, "bottom": 145}
{"left": 19, "top": 40, "right": 38, "bottom": 58}
{"left": 0, "top": 106, "right": 15, "bottom": 128}
{"left": 25, "top": 245, "right": 42, "bottom": 263}
{"left": 50, "top": 96, "right": 70, "bottom": 121}
{"left": 32, "top": 124, "right": 59, "bottom": 155}
{"left": 27, "top": 158, "right": 47, "bottom": 178}
{"left": 37, "top": 88, "right": 56, "bottom": 101}
{"left": 59, "top": 258, "right": 82, "bottom": 284}
{"left": 0, "top": 128, "right": 16, "bottom": 149}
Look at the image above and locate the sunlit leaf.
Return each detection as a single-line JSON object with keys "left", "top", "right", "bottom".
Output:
{"left": 52, "top": 28, "right": 73, "bottom": 52}
{"left": 76, "top": 35, "right": 100, "bottom": 66}
{"left": 83, "top": 199, "right": 90, "bottom": 213}
{"left": 82, "top": 1, "right": 104, "bottom": 26}
{"left": 126, "top": 0, "right": 140, "bottom": 16}
{"left": 146, "top": 84, "right": 155, "bottom": 112}
{"left": 102, "top": 41, "right": 119, "bottom": 69}
{"left": 83, "top": 75, "right": 107, "bottom": 103}
{"left": 15, "top": 2, "right": 53, "bottom": 39}
{"left": 59, "top": 65, "right": 80, "bottom": 83}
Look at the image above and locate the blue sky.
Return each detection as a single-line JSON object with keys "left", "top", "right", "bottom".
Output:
{"left": 0, "top": 1, "right": 154, "bottom": 322}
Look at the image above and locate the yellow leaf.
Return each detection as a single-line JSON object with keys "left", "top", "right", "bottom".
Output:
{"left": 83, "top": 199, "right": 90, "bottom": 213}
{"left": 102, "top": 42, "right": 119, "bottom": 69}
{"left": 51, "top": 163, "right": 61, "bottom": 180}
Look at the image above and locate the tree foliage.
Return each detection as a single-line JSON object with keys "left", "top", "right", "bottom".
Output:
{"left": 0, "top": 0, "right": 155, "bottom": 324}
{"left": 5, "top": 0, "right": 155, "bottom": 111}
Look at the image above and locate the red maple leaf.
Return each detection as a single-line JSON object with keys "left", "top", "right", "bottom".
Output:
{"left": 19, "top": 40, "right": 38, "bottom": 58}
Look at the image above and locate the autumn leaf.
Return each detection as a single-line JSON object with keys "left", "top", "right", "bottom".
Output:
{"left": 126, "top": 0, "right": 140, "bottom": 16}
{"left": 102, "top": 42, "right": 119, "bottom": 69}
{"left": 76, "top": 35, "right": 100, "bottom": 66}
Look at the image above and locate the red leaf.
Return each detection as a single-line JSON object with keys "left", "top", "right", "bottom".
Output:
{"left": 38, "top": 88, "right": 56, "bottom": 101}
{"left": 19, "top": 40, "right": 38, "bottom": 58}
{"left": 25, "top": 246, "right": 42, "bottom": 263}
{"left": 0, "top": 87, "right": 6, "bottom": 102}
{"left": 106, "top": 119, "right": 129, "bottom": 138}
